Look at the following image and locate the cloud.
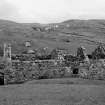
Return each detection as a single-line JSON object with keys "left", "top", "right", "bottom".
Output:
{"left": 68, "top": 0, "right": 105, "bottom": 18}
{"left": 0, "top": 0, "right": 105, "bottom": 23}
{"left": 7, "top": 0, "right": 69, "bottom": 23}
{"left": 0, "top": 0, "right": 20, "bottom": 20}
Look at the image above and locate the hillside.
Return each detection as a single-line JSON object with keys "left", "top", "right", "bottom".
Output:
{"left": 0, "top": 19, "right": 105, "bottom": 54}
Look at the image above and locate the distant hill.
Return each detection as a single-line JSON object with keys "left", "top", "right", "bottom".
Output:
{"left": 0, "top": 19, "right": 105, "bottom": 54}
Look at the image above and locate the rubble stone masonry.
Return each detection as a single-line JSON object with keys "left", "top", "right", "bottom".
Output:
{"left": 2, "top": 59, "right": 105, "bottom": 84}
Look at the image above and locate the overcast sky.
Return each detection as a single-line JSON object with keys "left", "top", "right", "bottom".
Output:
{"left": 0, "top": 0, "right": 105, "bottom": 23}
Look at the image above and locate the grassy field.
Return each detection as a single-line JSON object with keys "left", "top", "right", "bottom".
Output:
{"left": 0, "top": 78, "right": 105, "bottom": 105}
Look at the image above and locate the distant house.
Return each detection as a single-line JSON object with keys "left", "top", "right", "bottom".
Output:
{"left": 66, "top": 24, "right": 70, "bottom": 27}
{"left": 25, "top": 41, "right": 31, "bottom": 47}
{"left": 27, "top": 49, "right": 35, "bottom": 54}
{"left": 32, "top": 27, "right": 42, "bottom": 32}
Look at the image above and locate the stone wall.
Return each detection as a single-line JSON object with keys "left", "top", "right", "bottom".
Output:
{"left": 4, "top": 60, "right": 72, "bottom": 84}
{"left": 88, "top": 60, "right": 105, "bottom": 80}
{"left": 2, "top": 59, "right": 105, "bottom": 84}
{"left": 79, "top": 60, "right": 105, "bottom": 80}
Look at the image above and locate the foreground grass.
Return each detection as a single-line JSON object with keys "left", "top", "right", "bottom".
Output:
{"left": 0, "top": 78, "right": 105, "bottom": 105}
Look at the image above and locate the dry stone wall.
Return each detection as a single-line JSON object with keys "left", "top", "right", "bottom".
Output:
{"left": 88, "top": 60, "right": 105, "bottom": 80}
{"left": 2, "top": 59, "right": 105, "bottom": 84}
{"left": 4, "top": 60, "right": 72, "bottom": 84}
{"left": 79, "top": 60, "right": 105, "bottom": 80}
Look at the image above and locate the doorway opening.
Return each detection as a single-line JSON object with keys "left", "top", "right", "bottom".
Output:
{"left": 72, "top": 68, "right": 79, "bottom": 74}
{"left": 0, "top": 73, "right": 4, "bottom": 85}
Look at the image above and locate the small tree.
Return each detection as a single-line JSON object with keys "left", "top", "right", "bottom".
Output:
{"left": 91, "top": 45, "right": 105, "bottom": 59}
